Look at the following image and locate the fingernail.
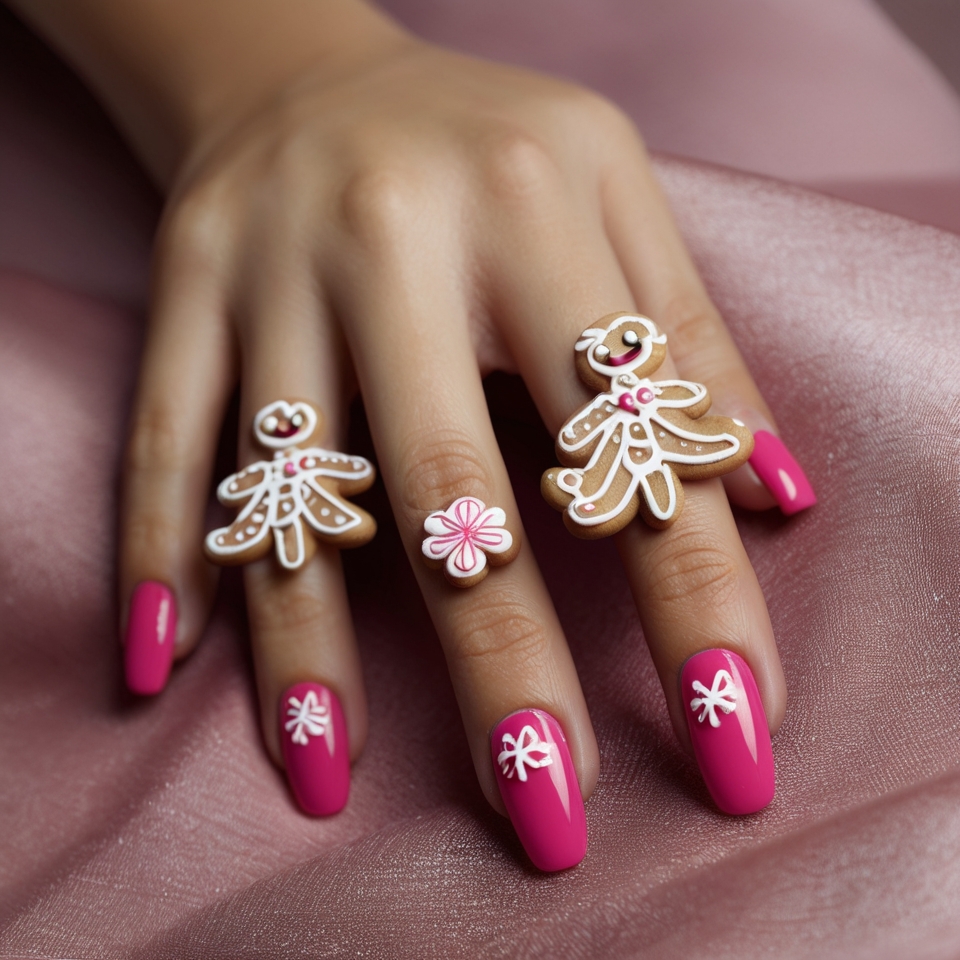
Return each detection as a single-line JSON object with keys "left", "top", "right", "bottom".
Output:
{"left": 491, "top": 709, "right": 586, "bottom": 871}
{"left": 682, "top": 649, "right": 775, "bottom": 815}
{"left": 748, "top": 430, "right": 817, "bottom": 515}
{"left": 279, "top": 682, "right": 350, "bottom": 816}
{"left": 124, "top": 581, "right": 176, "bottom": 695}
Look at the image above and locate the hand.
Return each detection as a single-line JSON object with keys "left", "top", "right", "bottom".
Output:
{"left": 80, "top": 9, "right": 802, "bottom": 866}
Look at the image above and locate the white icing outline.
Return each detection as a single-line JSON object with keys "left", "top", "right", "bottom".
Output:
{"left": 253, "top": 400, "right": 318, "bottom": 450}
{"left": 207, "top": 402, "right": 374, "bottom": 570}
{"left": 556, "top": 317, "right": 743, "bottom": 527}
{"left": 421, "top": 496, "right": 514, "bottom": 581}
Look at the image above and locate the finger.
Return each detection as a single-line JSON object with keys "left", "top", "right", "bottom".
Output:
{"left": 120, "top": 207, "right": 234, "bottom": 695}
{"left": 325, "top": 190, "right": 594, "bottom": 870}
{"left": 601, "top": 132, "right": 816, "bottom": 515}
{"left": 490, "top": 170, "right": 784, "bottom": 815}
{"left": 229, "top": 240, "right": 368, "bottom": 817}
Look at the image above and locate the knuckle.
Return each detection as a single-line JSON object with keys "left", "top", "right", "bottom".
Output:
{"left": 126, "top": 405, "right": 197, "bottom": 475}
{"left": 339, "top": 166, "right": 425, "bottom": 248}
{"left": 161, "top": 185, "right": 229, "bottom": 264}
{"left": 449, "top": 594, "right": 550, "bottom": 669}
{"left": 123, "top": 510, "right": 181, "bottom": 561}
{"left": 660, "top": 295, "right": 725, "bottom": 369}
{"left": 250, "top": 584, "right": 328, "bottom": 639}
{"left": 397, "top": 429, "right": 494, "bottom": 519}
{"left": 643, "top": 527, "right": 742, "bottom": 609}
{"left": 481, "top": 128, "right": 560, "bottom": 207}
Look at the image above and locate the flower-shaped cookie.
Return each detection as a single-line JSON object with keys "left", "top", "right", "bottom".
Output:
{"left": 421, "top": 496, "right": 519, "bottom": 587}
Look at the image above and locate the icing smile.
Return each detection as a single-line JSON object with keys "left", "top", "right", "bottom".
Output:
{"left": 607, "top": 345, "right": 643, "bottom": 366}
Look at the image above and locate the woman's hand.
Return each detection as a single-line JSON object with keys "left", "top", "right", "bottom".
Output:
{"left": 14, "top": 0, "right": 807, "bottom": 868}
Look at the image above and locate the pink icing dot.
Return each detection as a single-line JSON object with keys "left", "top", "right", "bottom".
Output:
{"left": 283, "top": 462, "right": 298, "bottom": 477}
{"left": 618, "top": 394, "right": 636, "bottom": 412}
{"left": 637, "top": 387, "right": 655, "bottom": 404}
{"left": 581, "top": 503, "right": 596, "bottom": 513}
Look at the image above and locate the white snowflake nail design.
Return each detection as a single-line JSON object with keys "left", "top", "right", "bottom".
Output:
{"left": 689, "top": 669, "right": 739, "bottom": 728}
{"left": 498, "top": 725, "right": 554, "bottom": 781}
{"left": 285, "top": 690, "right": 330, "bottom": 746}
{"left": 421, "top": 496, "right": 515, "bottom": 583}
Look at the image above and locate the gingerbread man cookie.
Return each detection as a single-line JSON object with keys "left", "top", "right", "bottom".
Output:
{"left": 541, "top": 313, "right": 753, "bottom": 536}
{"left": 205, "top": 400, "right": 376, "bottom": 570}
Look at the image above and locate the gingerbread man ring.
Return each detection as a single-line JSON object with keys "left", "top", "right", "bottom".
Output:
{"left": 541, "top": 313, "right": 754, "bottom": 536}
{"left": 205, "top": 400, "right": 377, "bottom": 570}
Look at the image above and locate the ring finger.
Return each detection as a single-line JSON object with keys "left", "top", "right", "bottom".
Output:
{"left": 494, "top": 185, "right": 785, "bottom": 816}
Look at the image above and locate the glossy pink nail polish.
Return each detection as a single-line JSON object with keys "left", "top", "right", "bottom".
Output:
{"left": 682, "top": 649, "right": 775, "bottom": 815}
{"left": 279, "top": 682, "right": 349, "bottom": 816}
{"left": 749, "top": 430, "right": 817, "bottom": 515}
{"left": 124, "top": 581, "right": 176, "bottom": 695}
{"left": 491, "top": 709, "right": 586, "bottom": 871}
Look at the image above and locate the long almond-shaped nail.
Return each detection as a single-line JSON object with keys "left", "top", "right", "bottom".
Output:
{"left": 124, "top": 581, "right": 176, "bottom": 695}
{"left": 491, "top": 709, "right": 586, "bottom": 871}
{"left": 279, "top": 682, "right": 349, "bottom": 816}
{"left": 682, "top": 649, "right": 775, "bottom": 815}
{"left": 748, "top": 430, "right": 817, "bottom": 515}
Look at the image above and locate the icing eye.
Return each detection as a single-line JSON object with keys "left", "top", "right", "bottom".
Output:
{"left": 595, "top": 345, "right": 610, "bottom": 361}
{"left": 291, "top": 412, "right": 304, "bottom": 427}
{"left": 263, "top": 415, "right": 279, "bottom": 433}
{"left": 622, "top": 329, "right": 640, "bottom": 346}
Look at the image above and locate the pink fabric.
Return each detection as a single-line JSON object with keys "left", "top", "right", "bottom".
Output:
{"left": 6, "top": 2, "right": 960, "bottom": 957}
{"left": 379, "top": 0, "right": 960, "bottom": 230}
{"left": 6, "top": 160, "right": 960, "bottom": 956}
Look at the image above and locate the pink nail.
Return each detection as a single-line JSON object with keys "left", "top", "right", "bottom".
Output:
{"left": 124, "top": 581, "right": 176, "bottom": 695}
{"left": 682, "top": 649, "right": 775, "bottom": 815}
{"left": 279, "top": 682, "right": 350, "bottom": 816}
{"left": 748, "top": 430, "right": 817, "bottom": 515}
{"left": 491, "top": 709, "right": 586, "bottom": 871}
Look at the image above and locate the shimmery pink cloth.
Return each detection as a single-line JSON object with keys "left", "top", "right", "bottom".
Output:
{"left": 4, "top": 3, "right": 960, "bottom": 958}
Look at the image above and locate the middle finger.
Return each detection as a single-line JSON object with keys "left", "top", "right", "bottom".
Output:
{"left": 325, "top": 180, "right": 596, "bottom": 871}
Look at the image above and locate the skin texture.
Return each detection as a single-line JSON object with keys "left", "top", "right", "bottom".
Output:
{"left": 10, "top": 0, "right": 786, "bottom": 815}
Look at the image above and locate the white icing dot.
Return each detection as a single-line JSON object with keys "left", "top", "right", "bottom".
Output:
{"left": 263, "top": 415, "right": 278, "bottom": 433}
{"left": 245, "top": 525, "right": 256, "bottom": 535}
{"left": 292, "top": 413, "right": 304, "bottom": 426}
{"left": 236, "top": 531, "right": 245, "bottom": 542}
{"left": 613, "top": 435, "right": 621, "bottom": 443}
{"left": 229, "top": 482, "right": 238, "bottom": 492}
{"left": 305, "top": 458, "right": 316, "bottom": 468}
{"left": 696, "top": 445, "right": 702, "bottom": 451}
{"left": 659, "top": 431, "right": 666, "bottom": 438}
{"left": 584, "top": 423, "right": 592, "bottom": 431}
{"left": 321, "top": 508, "right": 330, "bottom": 517}
{"left": 320, "top": 456, "right": 328, "bottom": 462}
{"left": 335, "top": 515, "right": 346, "bottom": 525}
{"left": 548, "top": 473, "right": 554, "bottom": 480}
{"left": 680, "top": 441, "right": 687, "bottom": 447}
{"left": 252, "top": 512, "right": 264, "bottom": 523}
{"left": 732, "top": 419, "right": 745, "bottom": 427}
{"left": 217, "top": 536, "right": 225, "bottom": 545}
{"left": 595, "top": 413, "right": 602, "bottom": 420}
{"left": 282, "top": 502, "right": 292, "bottom": 513}
{"left": 353, "top": 462, "right": 362, "bottom": 470}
